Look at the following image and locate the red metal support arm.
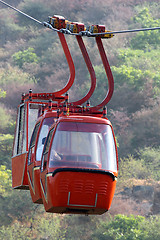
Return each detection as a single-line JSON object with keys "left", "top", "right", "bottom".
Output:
{"left": 70, "top": 35, "right": 96, "bottom": 106}
{"left": 90, "top": 37, "right": 114, "bottom": 111}
{"left": 24, "top": 32, "right": 75, "bottom": 101}
{"left": 54, "top": 32, "right": 75, "bottom": 96}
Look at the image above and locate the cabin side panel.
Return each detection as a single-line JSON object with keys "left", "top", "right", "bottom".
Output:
{"left": 12, "top": 153, "right": 29, "bottom": 189}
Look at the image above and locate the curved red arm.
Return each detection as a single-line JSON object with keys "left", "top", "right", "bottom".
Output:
{"left": 70, "top": 35, "right": 96, "bottom": 106}
{"left": 29, "top": 32, "right": 75, "bottom": 100}
{"left": 54, "top": 32, "right": 75, "bottom": 96}
{"left": 90, "top": 37, "right": 114, "bottom": 111}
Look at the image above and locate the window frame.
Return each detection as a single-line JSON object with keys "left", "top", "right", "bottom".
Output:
{"left": 41, "top": 127, "right": 55, "bottom": 172}
{"left": 28, "top": 122, "right": 40, "bottom": 165}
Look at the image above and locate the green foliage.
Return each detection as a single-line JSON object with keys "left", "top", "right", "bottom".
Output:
{"left": 116, "top": 48, "right": 160, "bottom": 70}
{"left": 130, "top": 7, "right": 160, "bottom": 49}
{"left": 104, "top": 215, "right": 145, "bottom": 240}
{"left": 118, "top": 147, "right": 160, "bottom": 185}
{"left": 108, "top": 8, "right": 160, "bottom": 101}
{"left": 12, "top": 47, "right": 39, "bottom": 68}
{"left": 139, "top": 216, "right": 160, "bottom": 240}
{"left": 112, "top": 65, "right": 149, "bottom": 91}
{"left": 0, "top": 134, "right": 13, "bottom": 167}
{"left": 0, "top": 9, "right": 26, "bottom": 45}
{"left": 63, "top": 215, "right": 97, "bottom": 240}
{"left": 84, "top": 45, "right": 160, "bottom": 110}
{"left": 118, "top": 155, "right": 148, "bottom": 181}
{"left": 34, "top": 215, "right": 66, "bottom": 240}
{"left": 131, "top": 104, "right": 160, "bottom": 150}
{"left": 0, "top": 214, "right": 66, "bottom": 240}
{"left": 0, "top": 222, "right": 31, "bottom": 240}
{"left": 137, "top": 147, "right": 160, "bottom": 180}
{"left": 0, "top": 106, "right": 13, "bottom": 131}
{"left": 0, "top": 214, "right": 160, "bottom": 240}
{"left": 0, "top": 188, "right": 38, "bottom": 227}
{"left": 0, "top": 89, "right": 6, "bottom": 98}
{"left": 17, "top": 0, "right": 51, "bottom": 26}
{"left": 112, "top": 47, "right": 160, "bottom": 96}
{"left": 0, "top": 65, "right": 37, "bottom": 87}
{"left": 0, "top": 165, "right": 12, "bottom": 196}
{"left": 92, "top": 215, "right": 160, "bottom": 240}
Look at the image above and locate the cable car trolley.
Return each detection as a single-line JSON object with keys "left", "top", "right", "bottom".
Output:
{"left": 9, "top": 11, "right": 118, "bottom": 214}
{"left": 2, "top": 0, "right": 159, "bottom": 214}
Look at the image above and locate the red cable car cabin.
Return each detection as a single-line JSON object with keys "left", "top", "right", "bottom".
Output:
{"left": 12, "top": 101, "right": 43, "bottom": 189}
{"left": 27, "top": 110, "right": 57, "bottom": 204}
{"left": 40, "top": 114, "right": 118, "bottom": 215}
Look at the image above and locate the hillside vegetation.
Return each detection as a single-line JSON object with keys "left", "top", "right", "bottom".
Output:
{"left": 0, "top": 0, "right": 160, "bottom": 239}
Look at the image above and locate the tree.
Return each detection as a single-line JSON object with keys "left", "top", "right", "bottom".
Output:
{"left": 0, "top": 164, "right": 38, "bottom": 227}
{"left": 0, "top": 165, "right": 12, "bottom": 196}
{"left": 0, "top": 106, "right": 14, "bottom": 132}
{"left": 0, "top": 134, "right": 14, "bottom": 167}
{"left": 130, "top": 7, "right": 160, "bottom": 49}
{"left": 0, "top": 65, "right": 36, "bottom": 87}
{"left": 0, "top": 9, "right": 25, "bottom": 46}
{"left": 0, "top": 89, "right": 6, "bottom": 99}
{"left": 12, "top": 47, "right": 39, "bottom": 68}
{"left": 0, "top": 65, "right": 37, "bottom": 107}
{"left": 92, "top": 215, "right": 160, "bottom": 240}
{"left": 131, "top": 103, "right": 160, "bottom": 150}
{"left": 112, "top": 48, "right": 160, "bottom": 96}
{"left": 118, "top": 155, "right": 150, "bottom": 187}
{"left": 17, "top": 0, "right": 51, "bottom": 26}
{"left": 137, "top": 147, "right": 160, "bottom": 181}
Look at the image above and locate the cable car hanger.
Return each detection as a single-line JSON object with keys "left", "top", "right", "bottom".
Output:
{"left": 1, "top": 0, "right": 159, "bottom": 112}
{"left": 0, "top": 0, "right": 160, "bottom": 38}
{"left": 89, "top": 37, "right": 114, "bottom": 111}
{"left": 69, "top": 35, "right": 96, "bottom": 106}
{"left": 22, "top": 32, "right": 75, "bottom": 102}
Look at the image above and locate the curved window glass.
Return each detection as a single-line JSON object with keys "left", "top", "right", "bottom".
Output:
{"left": 41, "top": 128, "right": 55, "bottom": 172}
{"left": 28, "top": 122, "right": 40, "bottom": 165}
{"left": 28, "top": 103, "right": 41, "bottom": 145}
{"left": 36, "top": 117, "right": 55, "bottom": 161}
{"left": 49, "top": 122, "right": 117, "bottom": 172}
